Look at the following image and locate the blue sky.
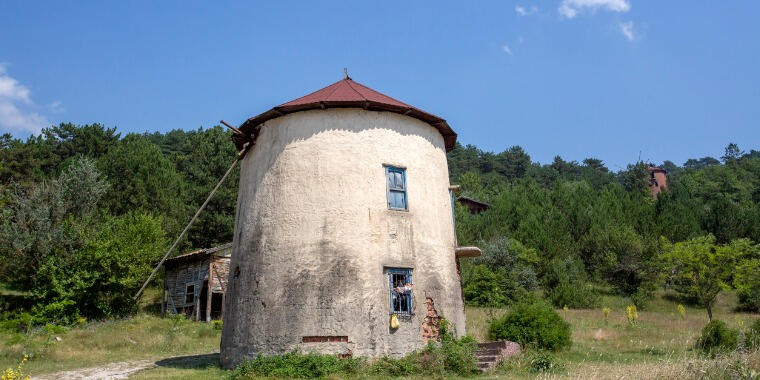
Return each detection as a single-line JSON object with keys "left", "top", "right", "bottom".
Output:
{"left": 1, "top": 1, "right": 758, "bottom": 169}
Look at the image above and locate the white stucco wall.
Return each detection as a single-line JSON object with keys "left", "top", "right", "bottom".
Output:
{"left": 220, "top": 108, "right": 464, "bottom": 368}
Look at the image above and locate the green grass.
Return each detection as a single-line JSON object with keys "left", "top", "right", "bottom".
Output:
{"left": 0, "top": 313, "right": 222, "bottom": 375}
{"left": 0, "top": 287, "right": 221, "bottom": 376}
{"left": 2, "top": 289, "right": 759, "bottom": 379}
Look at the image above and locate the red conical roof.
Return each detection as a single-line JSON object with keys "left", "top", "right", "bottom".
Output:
{"left": 237, "top": 78, "right": 456, "bottom": 152}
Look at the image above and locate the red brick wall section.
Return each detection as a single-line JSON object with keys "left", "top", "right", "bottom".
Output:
{"left": 422, "top": 297, "right": 441, "bottom": 342}
{"left": 302, "top": 336, "right": 349, "bottom": 343}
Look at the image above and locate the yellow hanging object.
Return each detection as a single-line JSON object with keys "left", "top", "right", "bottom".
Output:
{"left": 390, "top": 314, "right": 400, "bottom": 329}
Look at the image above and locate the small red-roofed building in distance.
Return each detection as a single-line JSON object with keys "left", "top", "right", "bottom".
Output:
{"left": 648, "top": 166, "right": 668, "bottom": 198}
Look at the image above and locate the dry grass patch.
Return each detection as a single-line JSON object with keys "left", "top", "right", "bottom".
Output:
{"left": 0, "top": 314, "right": 221, "bottom": 376}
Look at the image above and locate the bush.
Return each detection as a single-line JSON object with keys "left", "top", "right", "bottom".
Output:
{"left": 462, "top": 265, "right": 527, "bottom": 307}
{"left": 546, "top": 281, "right": 599, "bottom": 309}
{"left": 696, "top": 320, "right": 738, "bottom": 354}
{"left": 526, "top": 350, "right": 563, "bottom": 373}
{"left": 736, "top": 287, "right": 760, "bottom": 312}
{"left": 631, "top": 287, "right": 654, "bottom": 310}
{"left": 478, "top": 237, "right": 539, "bottom": 290}
{"left": 231, "top": 352, "right": 362, "bottom": 379}
{"left": 2, "top": 355, "right": 30, "bottom": 380}
{"left": 233, "top": 320, "right": 479, "bottom": 378}
{"left": 488, "top": 301, "right": 571, "bottom": 351}
{"left": 543, "top": 257, "right": 599, "bottom": 309}
{"left": 745, "top": 319, "right": 760, "bottom": 350}
{"left": 418, "top": 318, "right": 479, "bottom": 376}
{"left": 369, "top": 319, "right": 478, "bottom": 377}
{"left": 367, "top": 356, "right": 419, "bottom": 377}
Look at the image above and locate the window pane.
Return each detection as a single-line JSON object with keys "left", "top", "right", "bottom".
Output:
{"left": 390, "top": 191, "right": 406, "bottom": 209}
{"left": 391, "top": 191, "right": 401, "bottom": 208}
{"left": 386, "top": 167, "right": 407, "bottom": 210}
{"left": 394, "top": 172, "right": 404, "bottom": 189}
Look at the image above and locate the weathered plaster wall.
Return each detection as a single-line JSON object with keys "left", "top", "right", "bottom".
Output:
{"left": 220, "top": 109, "right": 463, "bottom": 368}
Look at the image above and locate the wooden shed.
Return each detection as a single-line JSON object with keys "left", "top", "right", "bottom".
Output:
{"left": 457, "top": 196, "right": 490, "bottom": 214}
{"left": 161, "top": 243, "right": 231, "bottom": 321}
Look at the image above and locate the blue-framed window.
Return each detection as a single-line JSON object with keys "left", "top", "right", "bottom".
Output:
{"left": 388, "top": 268, "right": 412, "bottom": 315}
{"left": 385, "top": 166, "right": 407, "bottom": 210}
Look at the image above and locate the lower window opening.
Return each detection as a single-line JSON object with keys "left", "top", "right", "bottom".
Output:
{"left": 388, "top": 268, "right": 413, "bottom": 316}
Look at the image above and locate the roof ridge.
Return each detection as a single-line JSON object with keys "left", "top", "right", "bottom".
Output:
{"left": 343, "top": 79, "right": 369, "bottom": 101}
{"left": 347, "top": 79, "right": 412, "bottom": 107}
{"left": 322, "top": 79, "right": 345, "bottom": 102}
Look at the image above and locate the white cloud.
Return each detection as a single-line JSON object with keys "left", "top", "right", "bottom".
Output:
{"left": 0, "top": 65, "right": 48, "bottom": 135}
{"left": 515, "top": 5, "right": 538, "bottom": 16}
{"left": 49, "top": 100, "right": 65, "bottom": 113}
{"left": 619, "top": 21, "right": 635, "bottom": 40}
{"left": 502, "top": 44, "right": 513, "bottom": 55}
{"left": 0, "top": 65, "right": 32, "bottom": 104}
{"left": 558, "top": 0, "right": 630, "bottom": 18}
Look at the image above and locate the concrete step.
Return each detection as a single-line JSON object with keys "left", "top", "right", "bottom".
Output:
{"left": 478, "top": 362, "right": 494, "bottom": 370}
{"left": 475, "top": 348, "right": 501, "bottom": 356}
{"left": 477, "top": 355, "right": 499, "bottom": 363}
{"left": 474, "top": 341, "right": 522, "bottom": 372}
{"left": 477, "top": 341, "right": 509, "bottom": 350}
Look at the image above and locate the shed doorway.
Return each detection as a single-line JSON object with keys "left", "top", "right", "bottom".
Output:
{"left": 199, "top": 280, "right": 208, "bottom": 321}
{"left": 211, "top": 293, "right": 224, "bottom": 320}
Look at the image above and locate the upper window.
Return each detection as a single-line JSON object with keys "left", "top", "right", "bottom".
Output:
{"left": 385, "top": 166, "right": 407, "bottom": 210}
{"left": 388, "top": 268, "right": 412, "bottom": 315}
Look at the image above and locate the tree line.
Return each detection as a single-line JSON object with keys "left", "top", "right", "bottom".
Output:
{"left": 0, "top": 124, "right": 238, "bottom": 323}
{"left": 0, "top": 123, "right": 758, "bottom": 324}
{"left": 451, "top": 142, "right": 760, "bottom": 318}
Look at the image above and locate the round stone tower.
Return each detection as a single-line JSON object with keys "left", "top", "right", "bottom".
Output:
{"left": 220, "top": 77, "right": 464, "bottom": 368}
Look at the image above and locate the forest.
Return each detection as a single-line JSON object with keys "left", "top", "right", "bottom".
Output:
{"left": 0, "top": 123, "right": 758, "bottom": 325}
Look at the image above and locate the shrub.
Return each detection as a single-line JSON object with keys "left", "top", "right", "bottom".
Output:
{"left": 231, "top": 352, "right": 362, "bottom": 379}
{"left": 212, "top": 320, "right": 223, "bottom": 330}
{"left": 526, "top": 350, "right": 563, "bottom": 373}
{"left": 631, "top": 287, "right": 653, "bottom": 310}
{"left": 367, "top": 356, "right": 419, "bottom": 377}
{"left": 463, "top": 265, "right": 527, "bottom": 307}
{"left": 488, "top": 301, "right": 571, "bottom": 351}
{"left": 696, "top": 320, "right": 738, "bottom": 354}
{"left": 421, "top": 318, "right": 479, "bottom": 376}
{"left": 736, "top": 287, "right": 760, "bottom": 312}
{"left": 677, "top": 304, "right": 686, "bottom": 320}
{"left": 602, "top": 307, "right": 611, "bottom": 324}
{"left": 745, "top": 318, "right": 760, "bottom": 350}
{"left": 2, "top": 355, "right": 30, "bottom": 380}
{"left": 369, "top": 319, "right": 479, "bottom": 377}
{"left": 626, "top": 305, "right": 638, "bottom": 325}
{"left": 547, "top": 281, "right": 599, "bottom": 309}
{"left": 543, "top": 257, "right": 598, "bottom": 309}
{"left": 478, "top": 237, "right": 539, "bottom": 290}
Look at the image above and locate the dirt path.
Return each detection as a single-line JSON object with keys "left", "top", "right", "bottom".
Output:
{"left": 32, "top": 353, "right": 219, "bottom": 380}
{"left": 33, "top": 360, "right": 156, "bottom": 380}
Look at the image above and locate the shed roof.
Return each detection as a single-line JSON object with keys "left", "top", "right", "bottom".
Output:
{"left": 236, "top": 77, "right": 457, "bottom": 152}
{"left": 457, "top": 196, "right": 491, "bottom": 214}
{"left": 164, "top": 242, "right": 232, "bottom": 266}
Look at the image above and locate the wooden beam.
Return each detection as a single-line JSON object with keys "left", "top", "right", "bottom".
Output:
{"left": 206, "top": 261, "right": 212, "bottom": 322}
{"left": 220, "top": 120, "right": 245, "bottom": 136}
{"left": 161, "top": 268, "right": 166, "bottom": 316}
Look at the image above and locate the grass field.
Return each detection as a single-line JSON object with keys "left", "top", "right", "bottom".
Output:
{"left": 1, "top": 289, "right": 758, "bottom": 379}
